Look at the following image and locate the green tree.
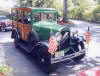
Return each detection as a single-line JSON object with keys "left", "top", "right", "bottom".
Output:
{"left": 33, "top": 0, "right": 54, "bottom": 7}
{"left": 97, "top": 0, "right": 100, "bottom": 4}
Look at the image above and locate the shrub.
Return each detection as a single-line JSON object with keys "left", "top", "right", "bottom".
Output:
{"left": 0, "top": 64, "right": 14, "bottom": 76}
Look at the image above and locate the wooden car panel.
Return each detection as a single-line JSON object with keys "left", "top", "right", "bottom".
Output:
{"left": 12, "top": 21, "right": 17, "bottom": 28}
{"left": 24, "top": 24, "right": 31, "bottom": 41}
{"left": 17, "top": 22, "right": 24, "bottom": 39}
{"left": 12, "top": 7, "right": 31, "bottom": 41}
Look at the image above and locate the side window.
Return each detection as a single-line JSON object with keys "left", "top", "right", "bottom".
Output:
{"left": 18, "top": 10, "right": 22, "bottom": 23}
{"left": 41, "top": 13, "right": 47, "bottom": 21}
{"left": 33, "top": 13, "right": 40, "bottom": 22}
{"left": 12, "top": 10, "right": 17, "bottom": 21}
{"left": 24, "top": 12, "right": 31, "bottom": 24}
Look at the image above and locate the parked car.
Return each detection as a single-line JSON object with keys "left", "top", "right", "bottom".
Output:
{"left": 0, "top": 15, "right": 12, "bottom": 31}
{"left": 11, "top": 7, "right": 86, "bottom": 73}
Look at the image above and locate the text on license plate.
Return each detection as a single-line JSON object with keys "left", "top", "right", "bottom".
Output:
{"left": 55, "top": 51, "right": 64, "bottom": 58}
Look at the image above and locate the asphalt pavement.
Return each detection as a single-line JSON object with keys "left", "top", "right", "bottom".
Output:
{"left": 0, "top": 20, "right": 100, "bottom": 76}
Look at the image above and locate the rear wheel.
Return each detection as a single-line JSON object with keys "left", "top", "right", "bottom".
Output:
{"left": 0, "top": 26, "right": 5, "bottom": 32}
{"left": 14, "top": 32, "right": 20, "bottom": 48}
{"left": 37, "top": 47, "right": 51, "bottom": 73}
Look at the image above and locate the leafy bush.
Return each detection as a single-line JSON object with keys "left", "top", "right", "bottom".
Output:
{"left": 67, "top": 0, "right": 100, "bottom": 22}
{"left": 0, "top": 64, "right": 14, "bottom": 76}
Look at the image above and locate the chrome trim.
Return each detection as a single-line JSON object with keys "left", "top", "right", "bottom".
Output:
{"left": 51, "top": 49, "right": 86, "bottom": 64}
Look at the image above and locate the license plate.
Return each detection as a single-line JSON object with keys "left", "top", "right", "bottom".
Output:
{"left": 55, "top": 51, "right": 64, "bottom": 58}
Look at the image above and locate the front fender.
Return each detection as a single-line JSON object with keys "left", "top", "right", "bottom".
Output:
{"left": 31, "top": 41, "right": 49, "bottom": 54}
{"left": 36, "top": 42, "right": 49, "bottom": 48}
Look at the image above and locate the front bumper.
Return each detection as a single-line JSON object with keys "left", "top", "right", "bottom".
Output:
{"left": 51, "top": 49, "right": 86, "bottom": 64}
{"left": 5, "top": 26, "right": 12, "bottom": 30}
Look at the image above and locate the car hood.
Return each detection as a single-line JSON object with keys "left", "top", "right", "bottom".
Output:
{"left": 32, "top": 21, "right": 70, "bottom": 41}
{"left": 0, "top": 19, "right": 12, "bottom": 23}
{"left": 0, "top": 20, "right": 12, "bottom": 26}
{"left": 33, "top": 21, "right": 69, "bottom": 34}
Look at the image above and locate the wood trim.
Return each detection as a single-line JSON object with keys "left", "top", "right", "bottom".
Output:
{"left": 12, "top": 7, "right": 31, "bottom": 13}
{"left": 12, "top": 7, "right": 31, "bottom": 41}
{"left": 12, "top": 21, "right": 17, "bottom": 28}
{"left": 24, "top": 24, "right": 31, "bottom": 40}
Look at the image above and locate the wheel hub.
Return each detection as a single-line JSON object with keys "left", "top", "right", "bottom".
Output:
{"left": 41, "top": 58, "right": 45, "bottom": 63}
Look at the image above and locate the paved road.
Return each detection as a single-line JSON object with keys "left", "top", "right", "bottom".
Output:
{"left": 0, "top": 20, "right": 100, "bottom": 76}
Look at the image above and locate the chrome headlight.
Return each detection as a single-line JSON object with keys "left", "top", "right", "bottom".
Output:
{"left": 55, "top": 32, "right": 62, "bottom": 42}
{"left": 55, "top": 31, "right": 69, "bottom": 42}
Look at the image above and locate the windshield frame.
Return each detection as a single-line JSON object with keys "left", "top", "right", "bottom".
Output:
{"left": 32, "top": 9, "right": 58, "bottom": 23}
{"left": 0, "top": 16, "right": 9, "bottom": 20}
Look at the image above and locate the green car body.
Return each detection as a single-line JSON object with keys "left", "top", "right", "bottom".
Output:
{"left": 30, "top": 8, "right": 70, "bottom": 41}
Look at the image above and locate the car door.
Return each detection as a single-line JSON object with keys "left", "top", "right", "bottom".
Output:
{"left": 23, "top": 11, "right": 31, "bottom": 41}
{"left": 17, "top": 10, "right": 24, "bottom": 40}
{"left": 12, "top": 10, "right": 17, "bottom": 29}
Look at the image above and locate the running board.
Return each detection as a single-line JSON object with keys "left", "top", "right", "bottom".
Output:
{"left": 17, "top": 41, "right": 31, "bottom": 53}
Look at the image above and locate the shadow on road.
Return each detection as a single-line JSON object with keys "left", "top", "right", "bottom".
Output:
{"left": 1, "top": 41, "right": 48, "bottom": 76}
{"left": 1, "top": 38, "right": 100, "bottom": 76}
{"left": 49, "top": 56, "right": 100, "bottom": 76}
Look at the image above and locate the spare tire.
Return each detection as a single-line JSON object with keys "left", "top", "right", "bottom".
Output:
{"left": 27, "top": 31, "right": 39, "bottom": 50}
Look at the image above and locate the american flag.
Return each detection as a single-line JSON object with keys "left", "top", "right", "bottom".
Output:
{"left": 48, "top": 35, "right": 58, "bottom": 54}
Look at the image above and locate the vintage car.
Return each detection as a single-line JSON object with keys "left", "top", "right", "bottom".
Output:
{"left": 0, "top": 15, "right": 12, "bottom": 31}
{"left": 11, "top": 7, "right": 86, "bottom": 73}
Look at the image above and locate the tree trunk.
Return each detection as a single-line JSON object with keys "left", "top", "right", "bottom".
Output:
{"left": 62, "top": 0, "right": 68, "bottom": 23}
{"left": 29, "top": 0, "right": 32, "bottom": 7}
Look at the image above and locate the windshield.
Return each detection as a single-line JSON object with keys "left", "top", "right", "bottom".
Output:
{"left": 33, "top": 13, "right": 56, "bottom": 22}
{"left": 0, "top": 17, "right": 9, "bottom": 20}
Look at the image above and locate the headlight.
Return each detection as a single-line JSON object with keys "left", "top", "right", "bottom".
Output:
{"left": 55, "top": 31, "right": 69, "bottom": 42}
{"left": 55, "top": 32, "right": 62, "bottom": 42}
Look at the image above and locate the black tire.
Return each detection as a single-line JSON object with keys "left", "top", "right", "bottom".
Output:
{"left": 71, "top": 41, "right": 85, "bottom": 52}
{"left": 27, "top": 31, "right": 39, "bottom": 50}
{"left": 72, "top": 54, "right": 85, "bottom": 62}
{"left": 14, "top": 32, "right": 20, "bottom": 48}
{"left": 37, "top": 47, "right": 51, "bottom": 73}
{"left": 80, "top": 41, "right": 85, "bottom": 49}
{"left": 0, "top": 26, "right": 5, "bottom": 32}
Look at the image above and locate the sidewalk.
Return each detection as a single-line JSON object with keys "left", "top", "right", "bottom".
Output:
{"left": 0, "top": 37, "right": 14, "bottom": 76}
{"left": 0, "top": 44, "right": 6, "bottom": 65}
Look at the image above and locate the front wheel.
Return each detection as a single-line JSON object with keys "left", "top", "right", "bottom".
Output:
{"left": 37, "top": 47, "right": 51, "bottom": 73}
{"left": 72, "top": 54, "right": 85, "bottom": 62}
